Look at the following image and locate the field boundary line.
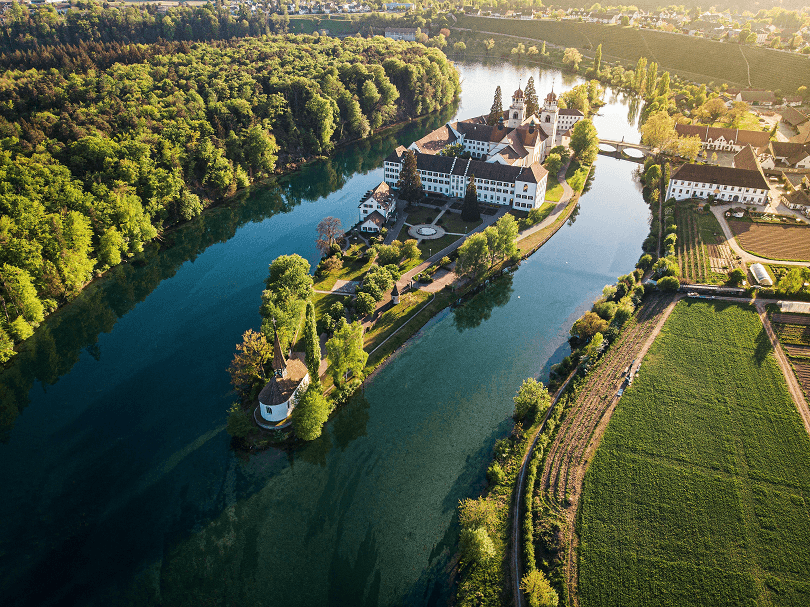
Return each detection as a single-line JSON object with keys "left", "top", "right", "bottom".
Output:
{"left": 565, "top": 294, "right": 680, "bottom": 607}
{"left": 756, "top": 302, "right": 810, "bottom": 436}
{"left": 738, "top": 44, "right": 752, "bottom": 88}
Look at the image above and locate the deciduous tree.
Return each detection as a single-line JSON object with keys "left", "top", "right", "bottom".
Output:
{"left": 304, "top": 300, "right": 321, "bottom": 379}
{"left": 227, "top": 329, "right": 273, "bottom": 398}
{"left": 316, "top": 217, "right": 344, "bottom": 256}
{"left": 570, "top": 119, "right": 599, "bottom": 165}
{"left": 571, "top": 311, "right": 608, "bottom": 340}
{"left": 456, "top": 232, "right": 489, "bottom": 279}
{"left": 291, "top": 383, "right": 330, "bottom": 440}
{"left": 563, "top": 47, "right": 582, "bottom": 72}
{"left": 326, "top": 320, "right": 368, "bottom": 387}
{"left": 513, "top": 377, "right": 550, "bottom": 421}
{"left": 521, "top": 569, "right": 559, "bottom": 607}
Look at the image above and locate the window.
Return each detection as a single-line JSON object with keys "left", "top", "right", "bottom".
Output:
{"left": 523, "top": 184, "right": 528, "bottom": 192}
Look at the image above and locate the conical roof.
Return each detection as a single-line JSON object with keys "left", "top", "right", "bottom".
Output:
{"left": 271, "top": 319, "right": 287, "bottom": 373}
{"left": 392, "top": 283, "right": 400, "bottom": 296}
{"left": 513, "top": 87, "right": 524, "bottom": 99}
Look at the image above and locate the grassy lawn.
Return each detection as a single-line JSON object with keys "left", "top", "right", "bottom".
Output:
{"left": 517, "top": 199, "right": 576, "bottom": 254}
{"left": 707, "top": 112, "right": 766, "bottom": 132}
{"left": 437, "top": 211, "right": 483, "bottom": 235}
{"left": 579, "top": 301, "right": 810, "bottom": 607}
{"left": 404, "top": 207, "right": 442, "bottom": 226}
{"left": 313, "top": 255, "right": 373, "bottom": 291}
{"left": 418, "top": 234, "right": 462, "bottom": 258}
{"left": 363, "top": 290, "right": 431, "bottom": 354}
{"left": 545, "top": 174, "right": 563, "bottom": 202}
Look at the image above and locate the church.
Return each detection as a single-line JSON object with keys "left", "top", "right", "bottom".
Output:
{"left": 384, "top": 84, "right": 584, "bottom": 211}
{"left": 255, "top": 323, "right": 310, "bottom": 430}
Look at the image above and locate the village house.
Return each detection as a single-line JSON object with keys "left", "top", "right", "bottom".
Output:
{"left": 675, "top": 124, "right": 770, "bottom": 152}
{"left": 780, "top": 106, "right": 809, "bottom": 129}
{"left": 757, "top": 142, "right": 810, "bottom": 170}
{"left": 783, "top": 189, "right": 810, "bottom": 217}
{"left": 736, "top": 89, "right": 777, "bottom": 107}
{"left": 358, "top": 182, "right": 396, "bottom": 233}
{"left": 666, "top": 164, "right": 770, "bottom": 204}
{"left": 384, "top": 27, "right": 417, "bottom": 40}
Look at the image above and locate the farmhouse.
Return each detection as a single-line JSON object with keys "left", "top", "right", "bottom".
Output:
{"left": 675, "top": 124, "right": 770, "bottom": 152}
{"left": 758, "top": 142, "right": 810, "bottom": 170}
{"left": 780, "top": 106, "right": 809, "bottom": 129}
{"left": 783, "top": 190, "right": 810, "bottom": 217}
{"left": 358, "top": 182, "right": 396, "bottom": 233}
{"left": 384, "top": 27, "right": 417, "bottom": 40}
{"left": 257, "top": 326, "right": 310, "bottom": 428}
{"left": 384, "top": 86, "right": 556, "bottom": 210}
{"left": 735, "top": 90, "right": 777, "bottom": 106}
{"left": 666, "top": 164, "right": 770, "bottom": 204}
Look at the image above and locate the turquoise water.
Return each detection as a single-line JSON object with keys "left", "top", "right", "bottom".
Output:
{"left": 0, "top": 62, "right": 647, "bottom": 606}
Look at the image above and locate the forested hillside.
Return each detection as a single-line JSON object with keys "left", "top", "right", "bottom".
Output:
{"left": 0, "top": 35, "right": 460, "bottom": 360}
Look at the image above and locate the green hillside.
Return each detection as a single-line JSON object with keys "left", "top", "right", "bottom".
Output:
{"left": 456, "top": 17, "right": 810, "bottom": 93}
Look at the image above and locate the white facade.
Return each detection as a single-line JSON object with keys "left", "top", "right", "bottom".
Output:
{"left": 259, "top": 373, "right": 310, "bottom": 422}
{"left": 557, "top": 109, "right": 584, "bottom": 134}
{"left": 666, "top": 175, "right": 769, "bottom": 204}
{"left": 540, "top": 92, "right": 559, "bottom": 139}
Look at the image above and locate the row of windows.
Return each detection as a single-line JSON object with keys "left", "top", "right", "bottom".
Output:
{"left": 672, "top": 180, "right": 762, "bottom": 194}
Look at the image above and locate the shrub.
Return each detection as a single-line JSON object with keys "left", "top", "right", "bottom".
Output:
{"left": 323, "top": 256, "right": 343, "bottom": 272}
{"left": 512, "top": 377, "right": 551, "bottom": 421}
{"left": 226, "top": 403, "right": 253, "bottom": 439}
{"left": 440, "top": 255, "right": 451, "bottom": 268}
{"left": 593, "top": 300, "right": 617, "bottom": 321}
{"left": 487, "top": 461, "right": 505, "bottom": 485}
{"left": 727, "top": 268, "right": 746, "bottom": 286}
{"left": 493, "top": 437, "right": 512, "bottom": 461}
{"left": 329, "top": 242, "right": 342, "bottom": 258}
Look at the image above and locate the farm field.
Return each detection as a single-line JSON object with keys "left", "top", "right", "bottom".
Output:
{"left": 674, "top": 202, "right": 731, "bottom": 284}
{"left": 773, "top": 312, "right": 810, "bottom": 397}
{"left": 728, "top": 220, "right": 810, "bottom": 262}
{"left": 455, "top": 16, "right": 809, "bottom": 92}
{"left": 578, "top": 301, "right": 810, "bottom": 607}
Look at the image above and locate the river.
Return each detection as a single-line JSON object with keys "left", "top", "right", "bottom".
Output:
{"left": 0, "top": 61, "right": 647, "bottom": 607}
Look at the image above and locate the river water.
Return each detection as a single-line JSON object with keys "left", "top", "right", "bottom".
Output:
{"left": 0, "top": 61, "right": 647, "bottom": 607}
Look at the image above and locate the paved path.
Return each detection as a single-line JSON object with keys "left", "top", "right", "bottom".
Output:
{"left": 517, "top": 160, "right": 576, "bottom": 240}
{"left": 709, "top": 204, "right": 810, "bottom": 268}
{"left": 755, "top": 301, "right": 810, "bottom": 436}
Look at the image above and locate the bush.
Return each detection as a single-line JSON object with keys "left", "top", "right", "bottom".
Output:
{"left": 727, "top": 268, "right": 746, "bottom": 286}
{"left": 493, "top": 437, "right": 511, "bottom": 461}
{"left": 440, "top": 255, "right": 451, "bottom": 268}
{"left": 487, "top": 461, "right": 505, "bottom": 485}
{"left": 593, "top": 300, "right": 617, "bottom": 321}
{"left": 226, "top": 403, "right": 253, "bottom": 439}
{"left": 329, "top": 242, "right": 342, "bottom": 258}
{"left": 512, "top": 377, "right": 551, "bottom": 421}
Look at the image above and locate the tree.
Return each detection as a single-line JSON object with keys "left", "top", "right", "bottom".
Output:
{"left": 226, "top": 403, "right": 253, "bottom": 439}
{"left": 316, "top": 217, "right": 344, "bottom": 256}
{"left": 494, "top": 214, "right": 519, "bottom": 260}
{"left": 97, "top": 227, "right": 125, "bottom": 269}
{"left": 569, "top": 119, "right": 599, "bottom": 165}
{"left": 636, "top": 254, "right": 653, "bottom": 271}
{"left": 326, "top": 320, "right": 368, "bottom": 387}
{"left": 563, "top": 47, "right": 582, "bottom": 72}
{"left": 657, "top": 275, "right": 680, "bottom": 291}
{"left": 488, "top": 86, "right": 504, "bottom": 125}
{"left": 593, "top": 43, "right": 602, "bottom": 74}
{"left": 266, "top": 254, "right": 313, "bottom": 302}
{"left": 304, "top": 301, "right": 321, "bottom": 379}
{"left": 0, "top": 326, "right": 14, "bottom": 363}
{"left": 656, "top": 71, "right": 670, "bottom": 98}
{"left": 227, "top": 329, "right": 273, "bottom": 398}
{"left": 354, "top": 291, "right": 376, "bottom": 316}
{"left": 677, "top": 135, "right": 703, "bottom": 162}
{"left": 571, "top": 311, "right": 608, "bottom": 340}
{"left": 698, "top": 97, "right": 728, "bottom": 124}
{"left": 727, "top": 101, "right": 749, "bottom": 127}
{"left": 523, "top": 77, "right": 539, "bottom": 118}
{"left": 513, "top": 377, "right": 551, "bottom": 421}
{"left": 644, "top": 61, "right": 658, "bottom": 99}
{"left": 544, "top": 152, "right": 562, "bottom": 176}
{"left": 401, "top": 239, "right": 420, "bottom": 259}
{"left": 584, "top": 332, "right": 604, "bottom": 360}
{"left": 639, "top": 110, "right": 678, "bottom": 153}
{"left": 0, "top": 264, "right": 44, "bottom": 324}
{"left": 462, "top": 175, "right": 481, "bottom": 222}
{"left": 456, "top": 233, "right": 489, "bottom": 279}
{"left": 396, "top": 149, "right": 423, "bottom": 203}
{"left": 484, "top": 38, "right": 495, "bottom": 55}
{"left": 521, "top": 569, "right": 559, "bottom": 607}
{"left": 727, "top": 268, "right": 746, "bottom": 286}
{"left": 291, "top": 382, "right": 330, "bottom": 440}
{"left": 459, "top": 526, "right": 495, "bottom": 565}
{"left": 453, "top": 41, "right": 466, "bottom": 54}
{"left": 633, "top": 56, "right": 648, "bottom": 93}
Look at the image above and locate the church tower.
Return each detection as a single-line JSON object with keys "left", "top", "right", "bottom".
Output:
{"left": 506, "top": 86, "right": 526, "bottom": 129}
{"left": 540, "top": 86, "right": 559, "bottom": 140}
{"left": 271, "top": 318, "right": 287, "bottom": 379}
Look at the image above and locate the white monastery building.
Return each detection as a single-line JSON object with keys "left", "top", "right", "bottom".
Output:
{"left": 384, "top": 86, "right": 559, "bottom": 210}
{"left": 358, "top": 182, "right": 396, "bottom": 233}
{"left": 666, "top": 164, "right": 770, "bottom": 204}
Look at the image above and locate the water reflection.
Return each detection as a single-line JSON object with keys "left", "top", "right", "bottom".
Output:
{"left": 0, "top": 104, "right": 458, "bottom": 440}
{"left": 452, "top": 274, "right": 514, "bottom": 332}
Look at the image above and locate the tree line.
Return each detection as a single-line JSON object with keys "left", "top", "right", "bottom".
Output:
{"left": 0, "top": 34, "right": 460, "bottom": 361}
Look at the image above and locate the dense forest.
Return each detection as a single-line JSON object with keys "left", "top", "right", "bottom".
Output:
{"left": 0, "top": 34, "right": 460, "bottom": 361}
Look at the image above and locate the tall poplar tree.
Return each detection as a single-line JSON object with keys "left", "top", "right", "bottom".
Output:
{"left": 524, "top": 77, "right": 539, "bottom": 117}
{"left": 645, "top": 61, "right": 658, "bottom": 99}
{"left": 488, "top": 86, "right": 503, "bottom": 125}
{"left": 304, "top": 300, "right": 320, "bottom": 379}
{"left": 633, "top": 57, "right": 647, "bottom": 94}
{"left": 396, "top": 149, "right": 423, "bottom": 203}
{"left": 462, "top": 175, "right": 481, "bottom": 222}
{"left": 593, "top": 43, "right": 602, "bottom": 74}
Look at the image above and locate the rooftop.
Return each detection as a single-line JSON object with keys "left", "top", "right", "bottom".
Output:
{"left": 672, "top": 163, "right": 770, "bottom": 190}
{"left": 258, "top": 358, "right": 308, "bottom": 407}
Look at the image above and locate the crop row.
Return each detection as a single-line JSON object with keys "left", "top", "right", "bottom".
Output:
{"left": 773, "top": 313, "right": 810, "bottom": 326}
{"left": 577, "top": 301, "right": 810, "bottom": 607}
{"left": 774, "top": 323, "right": 810, "bottom": 346}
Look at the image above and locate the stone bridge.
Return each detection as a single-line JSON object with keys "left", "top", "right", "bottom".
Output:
{"left": 598, "top": 138, "right": 656, "bottom": 157}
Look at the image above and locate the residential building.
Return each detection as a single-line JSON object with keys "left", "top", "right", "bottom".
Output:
{"left": 758, "top": 142, "right": 810, "bottom": 170}
{"left": 780, "top": 106, "right": 808, "bottom": 129}
{"left": 736, "top": 89, "right": 777, "bottom": 106}
{"left": 783, "top": 189, "right": 810, "bottom": 216}
{"left": 557, "top": 107, "right": 584, "bottom": 134}
{"left": 384, "top": 27, "right": 417, "bottom": 40}
{"left": 675, "top": 124, "right": 770, "bottom": 152}
{"left": 666, "top": 163, "right": 770, "bottom": 204}
{"left": 358, "top": 182, "right": 396, "bottom": 232}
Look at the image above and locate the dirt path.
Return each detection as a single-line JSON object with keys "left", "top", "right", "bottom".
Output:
{"left": 755, "top": 301, "right": 810, "bottom": 436}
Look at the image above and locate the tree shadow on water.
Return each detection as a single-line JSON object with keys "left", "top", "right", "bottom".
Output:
{"left": 452, "top": 275, "right": 514, "bottom": 333}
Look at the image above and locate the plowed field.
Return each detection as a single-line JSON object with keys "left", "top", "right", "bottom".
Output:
{"left": 727, "top": 220, "right": 810, "bottom": 262}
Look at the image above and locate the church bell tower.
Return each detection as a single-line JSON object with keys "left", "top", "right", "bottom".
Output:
{"left": 506, "top": 86, "right": 526, "bottom": 129}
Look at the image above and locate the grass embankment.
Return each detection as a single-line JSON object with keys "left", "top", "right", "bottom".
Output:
{"left": 454, "top": 16, "right": 809, "bottom": 92}
{"left": 545, "top": 175, "right": 563, "bottom": 202}
{"left": 578, "top": 300, "right": 810, "bottom": 607}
